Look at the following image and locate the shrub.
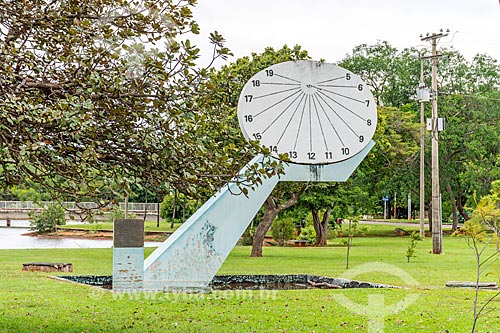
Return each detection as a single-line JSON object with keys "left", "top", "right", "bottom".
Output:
{"left": 160, "top": 193, "right": 198, "bottom": 223}
{"left": 447, "top": 209, "right": 472, "bottom": 224}
{"left": 406, "top": 231, "right": 422, "bottom": 262}
{"left": 106, "top": 205, "right": 125, "bottom": 223}
{"left": 29, "top": 203, "right": 66, "bottom": 233}
{"left": 298, "top": 225, "right": 316, "bottom": 244}
{"left": 241, "top": 226, "right": 254, "bottom": 246}
{"left": 271, "top": 217, "right": 295, "bottom": 246}
{"left": 327, "top": 228, "right": 338, "bottom": 240}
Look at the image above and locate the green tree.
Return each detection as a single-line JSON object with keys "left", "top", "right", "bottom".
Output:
{"left": 470, "top": 180, "right": 500, "bottom": 251}
{"left": 29, "top": 202, "right": 66, "bottom": 233}
{"left": 352, "top": 106, "right": 419, "bottom": 220}
{"left": 339, "top": 41, "right": 422, "bottom": 107}
{"left": 437, "top": 52, "right": 500, "bottom": 227}
{"left": 340, "top": 42, "right": 425, "bottom": 221}
{"left": 0, "top": 0, "right": 276, "bottom": 207}
{"left": 454, "top": 180, "right": 500, "bottom": 332}
{"left": 298, "top": 184, "right": 336, "bottom": 246}
{"left": 271, "top": 216, "right": 294, "bottom": 247}
{"left": 340, "top": 41, "right": 500, "bottom": 230}
{"left": 160, "top": 191, "right": 198, "bottom": 227}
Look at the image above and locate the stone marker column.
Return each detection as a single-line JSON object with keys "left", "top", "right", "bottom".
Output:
{"left": 113, "top": 219, "right": 144, "bottom": 292}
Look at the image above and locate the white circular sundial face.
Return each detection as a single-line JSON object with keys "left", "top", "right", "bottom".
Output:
{"left": 237, "top": 60, "right": 377, "bottom": 165}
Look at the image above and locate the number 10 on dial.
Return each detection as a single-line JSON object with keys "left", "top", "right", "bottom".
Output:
{"left": 237, "top": 60, "right": 377, "bottom": 165}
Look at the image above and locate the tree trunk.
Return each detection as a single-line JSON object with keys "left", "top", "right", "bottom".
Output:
{"left": 251, "top": 185, "right": 308, "bottom": 257}
{"left": 457, "top": 192, "right": 471, "bottom": 221}
{"left": 495, "top": 216, "right": 499, "bottom": 252}
{"left": 446, "top": 182, "right": 459, "bottom": 231}
{"left": 170, "top": 189, "right": 177, "bottom": 229}
{"left": 451, "top": 201, "right": 458, "bottom": 231}
{"left": 427, "top": 200, "right": 432, "bottom": 233}
{"left": 312, "top": 207, "right": 330, "bottom": 246}
{"left": 312, "top": 207, "right": 321, "bottom": 243}
{"left": 251, "top": 198, "right": 279, "bottom": 257}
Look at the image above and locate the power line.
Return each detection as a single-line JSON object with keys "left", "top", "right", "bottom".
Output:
{"left": 455, "top": 31, "right": 500, "bottom": 49}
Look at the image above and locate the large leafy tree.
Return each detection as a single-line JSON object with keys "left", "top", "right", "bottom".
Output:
{"left": 339, "top": 42, "right": 425, "bottom": 219}
{"left": 0, "top": 0, "right": 274, "bottom": 207}
{"left": 339, "top": 41, "right": 422, "bottom": 107}
{"left": 436, "top": 52, "right": 500, "bottom": 226}
{"left": 341, "top": 41, "right": 500, "bottom": 228}
{"left": 355, "top": 106, "right": 420, "bottom": 216}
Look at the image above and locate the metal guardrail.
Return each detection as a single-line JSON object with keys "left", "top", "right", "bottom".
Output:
{"left": 0, "top": 201, "right": 159, "bottom": 212}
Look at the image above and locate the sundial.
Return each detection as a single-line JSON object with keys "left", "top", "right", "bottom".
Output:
{"left": 136, "top": 60, "right": 378, "bottom": 292}
{"left": 237, "top": 60, "right": 377, "bottom": 164}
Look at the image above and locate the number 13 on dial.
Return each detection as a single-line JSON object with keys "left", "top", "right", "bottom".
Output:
{"left": 237, "top": 60, "right": 377, "bottom": 165}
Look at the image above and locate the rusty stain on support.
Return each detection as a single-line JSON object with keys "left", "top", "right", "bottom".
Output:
{"left": 309, "top": 165, "right": 322, "bottom": 182}
{"left": 113, "top": 248, "right": 144, "bottom": 291}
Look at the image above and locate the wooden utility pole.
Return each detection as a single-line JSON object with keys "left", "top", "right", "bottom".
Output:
{"left": 408, "top": 192, "right": 412, "bottom": 220}
{"left": 393, "top": 192, "right": 397, "bottom": 219}
{"left": 421, "top": 30, "right": 448, "bottom": 254}
{"left": 125, "top": 193, "right": 129, "bottom": 219}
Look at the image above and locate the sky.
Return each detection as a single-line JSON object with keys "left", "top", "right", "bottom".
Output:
{"left": 191, "top": 0, "right": 500, "bottom": 67}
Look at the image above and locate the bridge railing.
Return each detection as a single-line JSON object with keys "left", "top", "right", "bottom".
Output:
{"left": 0, "top": 201, "right": 160, "bottom": 212}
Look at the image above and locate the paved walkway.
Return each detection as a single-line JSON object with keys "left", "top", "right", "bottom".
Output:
{"left": 359, "top": 220, "right": 459, "bottom": 229}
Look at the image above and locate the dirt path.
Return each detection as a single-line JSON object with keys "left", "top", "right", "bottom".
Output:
{"left": 359, "top": 220, "right": 459, "bottom": 229}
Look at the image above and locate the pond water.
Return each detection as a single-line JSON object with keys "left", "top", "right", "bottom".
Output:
{"left": 0, "top": 219, "right": 86, "bottom": 228}
{"left": 0, "top": 223, "right": 162, "bottom": 249}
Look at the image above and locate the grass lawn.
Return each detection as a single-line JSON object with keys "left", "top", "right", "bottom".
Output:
{"left": 0, "top": 232, "right": 499, "bottom": 332}
{"left": 57, "top": 219, "right": 414, "bottom": 235}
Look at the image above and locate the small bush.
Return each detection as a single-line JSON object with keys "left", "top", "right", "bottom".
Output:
{"left": 298, "top": 225, "right": 316, "bottom": 244}
{"left": 241, "top": 227, "right": 254, "bottom": 246}
{"left": 106, "top": 205, "right": 125, "bottom": 223}
{"left": 406, "top": 231, "right": 423, "bottom": 262}
{"left": 447, "top": 209, "right": 472, "bottom": 224}
{"left": 160, "top": 193, "right": 198, "bottom": 223}
{"left": 30, "top": 203, "right": 66, "bottom": 233}
{"left": 327, "top": 228, "right": 338, "bottom": 240}
{"left": 271, "top": 217, "right": 295, "bottom": 246}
